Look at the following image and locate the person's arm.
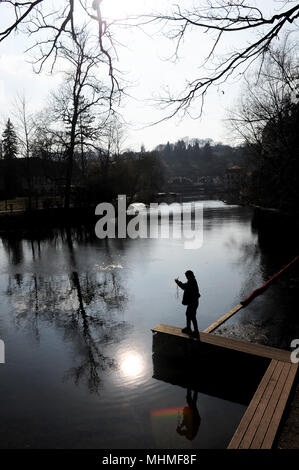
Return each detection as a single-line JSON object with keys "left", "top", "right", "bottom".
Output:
{"left": 175, "top": 278, "right": 187, "bottom": 290}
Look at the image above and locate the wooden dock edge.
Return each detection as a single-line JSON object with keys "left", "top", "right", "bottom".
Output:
{"left": 152, "top": 324, "right": 292, "bottom": 362}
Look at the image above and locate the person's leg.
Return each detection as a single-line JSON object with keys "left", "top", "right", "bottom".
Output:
{"left": 182, "top": 306, "right": 192, "bottom": 333}
{"left": 192, "top": 315, "right": 199, "bottom": 333}
{"left": 189, "top": 302, "right": 199, "bottom": 338}
{"left": 186, "top": 307, "right": 192, "bottom": 330}
{"left": 190, "top": 303, "right": 199, "bottom": 333}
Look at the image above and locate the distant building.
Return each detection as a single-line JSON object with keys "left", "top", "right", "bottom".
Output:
{"left": 168, "top": 176, "right": 193, "bottom": 185}
{"left": 195, "top": 175, "right": 221, "bottom": 187}
{"left": 224, "top": 166, "right": 243, "bottom": 189}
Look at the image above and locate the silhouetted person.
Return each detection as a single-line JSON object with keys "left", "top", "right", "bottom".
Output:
{"left": 176, "top": 389, "right": 201, "bottom": 441}
{"left": 175, "top": 270, "right": 200, "bottom": 338}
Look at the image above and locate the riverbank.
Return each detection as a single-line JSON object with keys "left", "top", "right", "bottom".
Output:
{"left": 0, "top": 206, "right": 97, "bottom": 232}
{"left": 249, "top": 203, "right": 299, "bottom": 218}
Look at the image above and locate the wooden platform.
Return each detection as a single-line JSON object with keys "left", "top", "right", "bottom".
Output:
{"left": 152, "top": 324, "right": 293, "bottom": 363}
{"left": 228, "top": 359, "right": 298, "bottom": 449}
{"left": 152, "top": 324, "right": 298, "bottom": 449}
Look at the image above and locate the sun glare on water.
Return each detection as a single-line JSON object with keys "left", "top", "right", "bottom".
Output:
{"left": 120, "top": 351, "right": 144, "bottom": 378}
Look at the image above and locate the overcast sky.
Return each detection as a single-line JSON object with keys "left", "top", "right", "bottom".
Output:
{"left": 0, "top": 0, "right": 296, "bottom": 151}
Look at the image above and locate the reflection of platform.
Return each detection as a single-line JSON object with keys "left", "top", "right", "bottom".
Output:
{"left": 152, "top": 324, "right": 298, "bottom": 449}
{"left": 153, "top": 334, "right": 269, "bottom": 405}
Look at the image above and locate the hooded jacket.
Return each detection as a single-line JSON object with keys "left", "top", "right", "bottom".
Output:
{"left": 176, "top": 278, "right": 200, "bottom": 305}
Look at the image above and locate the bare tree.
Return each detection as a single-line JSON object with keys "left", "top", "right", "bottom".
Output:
{"left": 145, "top": 0, "right": 299, "bottom": 118}
{"left": 98, "top": 115, "right": 127, "bottom": 174}
{"left": 31, "top": 112, "right": 64, "bottom": 161}
{"left": 48, "top": 28, "right": 116, "bottom": 209}
{"left": 0, "top": 0, "right": 120, "bottom": 98}
{"left": 228, "top": 37, "right": 299, "bottom": 207}
{"left": 228, "top": 38, "right": 298, "bottom": 146}
{"left": 13, "top": 94, "right": 36, "bottom": 209}
{"left": 105, "top": 117, "right": 127, "bottom": 158}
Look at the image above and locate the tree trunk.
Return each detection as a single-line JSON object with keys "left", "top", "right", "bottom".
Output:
{"left": 64, "top": 113, "right": 78, "bottom": 210}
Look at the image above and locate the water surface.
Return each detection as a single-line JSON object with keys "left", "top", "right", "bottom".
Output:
{"left": 0, "top": 200, "right": 298, "bottom": 448}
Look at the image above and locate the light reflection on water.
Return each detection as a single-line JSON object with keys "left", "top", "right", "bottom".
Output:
{"left": 0, "top": 200, "right": 298, "bottom": 449}
{"left": 118, "top": 350, "right": 145, "bottom": 382}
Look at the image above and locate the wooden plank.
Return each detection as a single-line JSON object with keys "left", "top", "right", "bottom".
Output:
{"left": 203, "top": 304, "right": 243, "bottom": 333}
{"left": 261, "top": 362, "right": 298, "bottom": 449}
{"left": 229, "top": 361, "right": 297, "bottom": 449}
{"left": 152, "top": 324, "right": 188, "bottom": 339}
{"left": 200, "top": 332, "right": 291, "bottom": 363}
{"left": 238, "top": 361, "right": 285, "bottom": 448}
{"left": 250, "top": 362, "right": 291, "bottom": 449}
{"left": 152, "top": 325, "right": 292, "bottom": 362}
{"left": 227, "top": 360, "right": 277, "bottom": 449}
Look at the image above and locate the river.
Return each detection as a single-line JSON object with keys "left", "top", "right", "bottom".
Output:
{"left": 0, "top": 200, "right": 298, "bottom": 449}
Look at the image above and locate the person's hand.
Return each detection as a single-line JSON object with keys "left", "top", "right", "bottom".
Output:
{"left": 175, "top": 277, "right": 179, "bottom": 282}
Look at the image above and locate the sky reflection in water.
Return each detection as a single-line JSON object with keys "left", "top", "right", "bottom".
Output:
{"left": 0, "top": 200, "right": 298, "bottom": 448}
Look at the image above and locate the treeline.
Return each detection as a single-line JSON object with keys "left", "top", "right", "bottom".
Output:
{"left": 229, "top": 39, "right": 299, "bottom": 212}
{"left": 0, "top": 113, "right": 244, "bottom": 207}
{"left": 154, "top": 138, "right": 245, "bottom": 179}
{"left": 0, "top": 117, "right": 165, "bottom": 205}
{"left": 82, "top": 149, "right": 164, "bottom": 204}
{"left": 243, "top": 101, "right": 299, "bottom": 211}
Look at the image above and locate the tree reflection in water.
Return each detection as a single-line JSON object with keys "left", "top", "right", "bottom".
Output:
{"left": 216, "top": 209, "right": 299, "bottom": 348}
{"left": 2, "top": 227, "right": 130, "bottom": 394}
